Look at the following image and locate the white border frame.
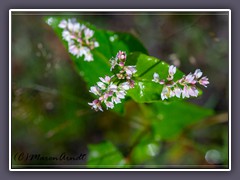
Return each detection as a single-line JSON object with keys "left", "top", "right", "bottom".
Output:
{"left": 9, "top": 9, "right": 231, "bottom": 171}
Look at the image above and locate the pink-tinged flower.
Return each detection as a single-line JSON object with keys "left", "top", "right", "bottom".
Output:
{"left": 88, "top": 99, "right": 103, "bottom": 112}
{"left": 62, "top": 30, "right": 72, "bottom": 42}
{"left": 67, "top": 18, "right": 78, "bottom": 31}
{"left": 194, "top": 69, "right": 203, "bottom": 79}
{"left": 152, "top": 73, "right": 160, "bottom": 83}
{"left": 199, "top": 76, "right": 209, "bottom": 87}
{"left": 100, "top": 76, "right": 111, "bottom": 84}
{"left": 59, "top": 18, "right": 99, "bottom": 62}
{"left": 161, "top": 86, "right": 174, "bottom": 100}
{"left": 105, "top": 101, "right": 114, "bottom": 109}
{"left": 117, "top": 51, "right": 127, "bottom": 61}
{"left": 119, "top": 61, "right": 125, "bottom": 67}
{"left": 89, "top": 86, "right": 101, "bottom": 96}
{"left": 84, "top": 51, "right": 94, "bottom": 61}
{"left": 120, "top": 82, "right": 130, "bottom": 90}
{"left": 59, "top": 19, "right": 68, "bottom": 29}
{"left": 187, "top": 86, "right": 199, "bottom": 97}
{"left": 108, "top": 83, "right": 118, "bottom": 92}
{"left": 169, "top": 65, "right": 176, "bottom": 76}
{"left": 182, "top": 86, "right": 190, "bottom": 98}
{"left": 116, "top": 90, "right": 126, "bottom": 99}
{"left": 174, "top": 87, "right": 182, "bottom": 98}
{"left": 184, "top": 73, "right": 196, "bottom": 84}
{"left": 124, "top": 66, "right": 137, "bottom": 77}
{"left": 68, "top": 44, "right": 79, "bottom": 55}
{"left": 84, "top": 28, "right": 94, "bottom": 39}
{"left": 112, "top": 96, "right": 121, "bottom": 104}
{"left": 97, "top": 82, "right": 106, "bottom": 90}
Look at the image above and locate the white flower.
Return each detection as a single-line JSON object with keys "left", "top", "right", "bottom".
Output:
{"left": 94, "top": 41, "right": 99, "bottom": 48}
{"left": 105, "top": 101, "right": 114, "bottom": 109}
{"left": 199, "top": 76, "right": 209, "bottom": 87}
{"left": 117, "top": 51, "right": 127, "bottom": 61}
{"left": 84, "top": 51, "right": 94, "bottom": 61}
{"left": 97, "top": 82, "right": 106, "bottom": 90}
{"left": 62, "top": 30, "right": 72, "bottom": 42}
{"left": 116, "top": 90, "right": 126, "bottom": 99}
{"left": 89, "top": 86, "right": 101, "bottom": 96}
{"left": 100, "top": 76, "right": 111, "bottom": 84}
{"left": 59, "top": 18, "right": 99, "bottom": 62}
{"left": 174, "top": 87, "right": 182, "bottom": 98}
{"left": 124, "top": 66, "right": 137, "bottom": 78}
{"left": 88, "top": 51, "right": 137, "bottom": 111}
{"left": 84, "top": 28, "right": 94, "bottom": 39}
{"left": 161, "top": 86, "right": 169, "bottom": 100}
{"left": 194, "top": 69, "right": 203, "bottom": 79}
{"left": 169, "top": 65, "right": 176, "bottom": 76}
{"left": 108, "top": 83, "right": 118, "bottom": 92}
{"left": 182, "top": 86, "right": 190, "bottom": 98}
{"left": 120, "top": 82, "right": 130, "bottom": 90}
{"left": 185, "top": 73, "right": 196, "bottom": 84}
{"left": 59, "top": 19, "right": 68, "bottom": 29}
{"left": 112, "top": 96, "right": 121, "bottom": 104}
{"left": 88, "top": 99, "right": 103, "bottom": 112}
{"left": 152, "top": 73, "right": 160, "bottom": 83}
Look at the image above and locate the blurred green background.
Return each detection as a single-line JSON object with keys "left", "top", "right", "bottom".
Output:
{"left": 11, "top": 12, "right": 229, "bottom": 169}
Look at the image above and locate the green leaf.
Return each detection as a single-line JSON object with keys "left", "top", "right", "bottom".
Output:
{"left": 148, "top": 101, "right": 214, "bottom": 140}
{"left": 87, "top": 141, "right": 128, "bottom": 168}
{"left": 45, "top": 16, "right": 148, "bottom": 114}
{"left": 106, "top": 31, "right": 148, "bottom": 56}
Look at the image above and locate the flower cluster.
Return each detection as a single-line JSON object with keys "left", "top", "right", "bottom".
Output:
{"left": 58, "top": 18, "right": 99, "bottom": 61}
{"left": 152, "top": 65, "right": 209, "bottom": 100}
{"left": 88, "top": 51, "right": 137, "bottom": 111}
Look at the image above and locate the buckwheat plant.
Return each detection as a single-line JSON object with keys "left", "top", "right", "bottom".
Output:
{"left": 152, "top": 65, "right": 209, "bottom": 100}
{"left": 88, "top": 51, "right": 136, "bottom": 111}
{"left": 58, "top": 18, "right": 99, "bottom": 61}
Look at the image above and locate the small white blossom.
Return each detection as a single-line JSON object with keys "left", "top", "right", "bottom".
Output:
{"left": 161, "top": 86, "right": 170, "bottom": 100}
{"left": 185, "top": 73, "right": 196, "bottom": 84}
{"left": 89, "top": 86, "right": 101, "bottom": 96}
{"left": 174, "top": 87, "right": 182, "bottom": 98}
{"left": 88, "top": 51, "right": 137, "bottom": 111}
{"left": 182, "top": 86, "right": 190, "bottom": 98}
{"left": 152, "top": 73, "right": 160, "bottom": 83}
{"left": 124, "top": 66, "right": 137, "bottom": 78}
{"left": 105, "top": 101, "right": 114, "bottom": 109}
{"left": 97, "top": 81, "right": 106, "bottom": 90}
{"left": 84, "top": 28, "right": 94, "bottom": 39}
{"left": 169, "top": 65, "right": 176, "bottom": 76}
{"left": 152, "top": 65, "right": 209, "bottom": 100}
{"left": 58, "top": 19, "right": 68, "bottom": 29}
{"left": 112, "top": 96, "right": 121, "bottom": 104}
{"left": 88, "top": 99, "right": 103, "bottom": 112}
{"left": 199, "top": 76, "right": 209, "bottom": 87}
{"left": 100, "top": 76, "right": 111, "bottom": 84}
{"left": 194, "top": 69, "right": 203, "bottom": 79}
{"left": 62, "top": 30, "right": 72, "bottom": 42}
{"left": 58, "top": 18, "right": 99, "bottom": 62}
